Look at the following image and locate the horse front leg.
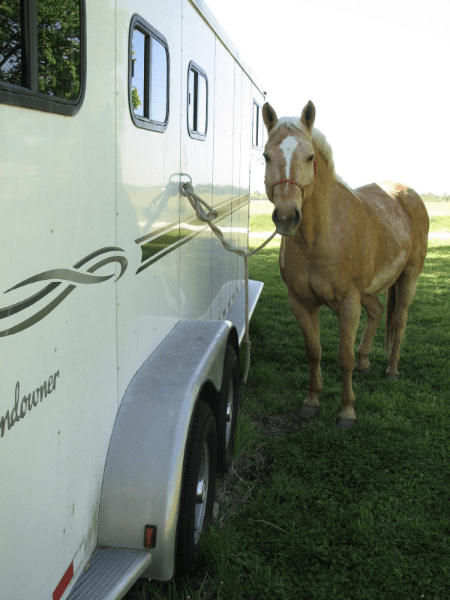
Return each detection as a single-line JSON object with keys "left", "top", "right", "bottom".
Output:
{"left": 288, "top": 294, "right": 322, "bottom": 420}
{"left": 336, "top": 290, "right": 361, "bottom": 430}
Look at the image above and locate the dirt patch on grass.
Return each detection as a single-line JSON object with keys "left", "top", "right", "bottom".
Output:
{"left": 213, "top": 408, "right": 316, "bottom": 528}
{"left": 252, "top": 408, "right": 317, "bottom": 436}
{"left": 214, "top": 441, "right": 273, "bottom": 530}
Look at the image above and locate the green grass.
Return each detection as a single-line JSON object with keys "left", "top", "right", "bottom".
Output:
{"left": 250, "top": 213, "right": 450, "bottom": 233}
{"left": 428, "top": 215, "right": 450, "bottom": 232}
{"left": 126, "top": 238, "right": 450, "bottom": 600}
{"left": 249, "top": 213, "right": 275, "bottom": 232}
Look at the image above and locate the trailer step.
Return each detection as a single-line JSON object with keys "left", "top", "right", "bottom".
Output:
{"left": 225, "top": 279, "right": 264, "bottom": 344}
{"left": 67, "top": 547, "right": 152, "bottom": 600}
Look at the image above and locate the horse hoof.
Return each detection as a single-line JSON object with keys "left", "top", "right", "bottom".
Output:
{"left": 357, "top": 365, "right": 371, "bottom": 374}
{"left": 300, "top": 405, "right": 320, "bottom": 420}
{"left": 386, "top": 372, "right": 400, "bottom": 380}
{"left": 336, "top": 417, "right": 356, "bottom": 430}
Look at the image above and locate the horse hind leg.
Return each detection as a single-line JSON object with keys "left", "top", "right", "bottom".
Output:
{"left": 356, "top": 295, "right": 384, "bottom": 373}
{"left": 386, "top": 266, "right": 419, "bottom": 379}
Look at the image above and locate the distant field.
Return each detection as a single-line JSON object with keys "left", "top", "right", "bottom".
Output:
{"left": 424, "top": 202, "right": 450, "bottom": 216}
{"left": 250, "top": 201, "right": 450, "bottom": 232}
{"left": 250, "top": 200, "right": 450, "bottom": 217}
{"left": 250, "top": 199, "right": 273, "bottom": 215}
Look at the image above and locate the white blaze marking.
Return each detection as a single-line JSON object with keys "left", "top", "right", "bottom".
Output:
{"left": 279, "top": 136, "right": 298, "bottom": 179}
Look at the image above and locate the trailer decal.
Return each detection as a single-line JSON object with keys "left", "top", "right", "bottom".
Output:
{"left": 1, "top": 371, "right": 60, "bottom": 439}
{"left": 0, "top": 248, "right": 128, "bottom": 337}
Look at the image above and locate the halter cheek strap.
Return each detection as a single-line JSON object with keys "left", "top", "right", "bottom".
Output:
{"left": 267, "top": 161, "right": 317, "bottom": 198}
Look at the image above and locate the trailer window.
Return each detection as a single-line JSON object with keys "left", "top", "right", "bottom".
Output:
{"left": 129, "top": 15, "right": 169, "bottom": 133}
{"left": 252, "top": 100, "right": 263, "bottom": 149}
{"left": 187, "top": 62, "right": 207, "bottom": 140}
{"left": 0, "top": 0, "right": 86, "bottom": 115}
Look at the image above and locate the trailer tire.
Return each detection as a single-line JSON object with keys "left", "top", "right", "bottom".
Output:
{"left": 176, "top": 400, "right": 217, "bottom": 576}
{"left": 214, "top": 344, "right": 239, "bottom": 474}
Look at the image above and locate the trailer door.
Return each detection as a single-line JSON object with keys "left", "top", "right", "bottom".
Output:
{"left": 115, "top": 0, "right": 183, "bottom": 398}
{"left": 179, "top": 0, "right": 216, "bottom": 321}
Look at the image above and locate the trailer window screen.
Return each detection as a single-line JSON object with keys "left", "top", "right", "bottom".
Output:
{"left": 0, "top": 0, "right": 86, "bottom": 115}
{"left": 252, "top": 100, "right": 263, "bottom": 149}
{"left": 187, "top": 62, "right": 207, "bottom": 140}
{"left": 129, "top": 15, "right": 169, "bottom": 133}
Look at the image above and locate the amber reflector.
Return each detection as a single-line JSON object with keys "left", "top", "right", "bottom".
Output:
{"left": 144, "top": 525, "right": 157, "bottom": 548}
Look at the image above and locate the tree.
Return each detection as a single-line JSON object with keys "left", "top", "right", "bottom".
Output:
{"left": 421, "top": 193, "right": 450, "bottom": 202}
{"left": 0, "top": 0, "right": 81, "bottom": 100}
{"left": 0, "top": 0, "right": 23, "bottom": 86}
{"left": 131, "top": 87, "right": 141, "bottom": 110}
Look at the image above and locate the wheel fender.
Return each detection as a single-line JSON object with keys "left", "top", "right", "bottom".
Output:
{"left": 97, "top": 319, "right": 235, "bottom": 582}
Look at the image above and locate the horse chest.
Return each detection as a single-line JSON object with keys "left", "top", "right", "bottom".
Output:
{"left": 281, "top": 252, "right": 339, "bottom": 310}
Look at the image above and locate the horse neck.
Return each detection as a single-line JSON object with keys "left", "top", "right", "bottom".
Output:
{"left": 297, "top": 152, "right": 333, "bottom": 247}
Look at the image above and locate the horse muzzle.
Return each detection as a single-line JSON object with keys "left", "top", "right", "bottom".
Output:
{"left": 272, "top": 207, "right": 301, "bottom": 236}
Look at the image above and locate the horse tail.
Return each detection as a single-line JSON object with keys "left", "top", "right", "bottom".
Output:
{"left": 385, "top": 284, "right": 396, "bottom": 353}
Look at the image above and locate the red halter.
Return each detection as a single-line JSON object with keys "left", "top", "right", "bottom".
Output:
{"left": 267, "top": 161, "right": 317, "bottom": 198}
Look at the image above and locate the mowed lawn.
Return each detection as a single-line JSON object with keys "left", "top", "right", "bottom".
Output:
{"left": 250, "top": 200, "right": 450, "bottom": 217}
{"left": 126, "top": 211, "right": 450, "bottom": 600}
{"left": 250, "top": 200, "right": 450, "bottom": 233}
{"left": 242, "top": 237, "right": 449, "bottom": 598}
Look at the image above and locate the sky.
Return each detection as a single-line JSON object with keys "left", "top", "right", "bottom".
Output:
{"left": 205, "top": 0, "right": 450, "bottom": 195}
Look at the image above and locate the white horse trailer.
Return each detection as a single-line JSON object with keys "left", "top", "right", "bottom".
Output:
{"left": 0, "top": 1, "right": 266, "bottom": 598}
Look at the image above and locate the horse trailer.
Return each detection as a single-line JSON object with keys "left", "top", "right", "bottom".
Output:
{"left": 0, "top": 1, "right": 266, "bottom": 598}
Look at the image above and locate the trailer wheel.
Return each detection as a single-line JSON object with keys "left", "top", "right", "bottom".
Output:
{"left": 215, "top": 345, "right": 239, "bottom": 474}
{"left": 176, "top": 401, "right": 217, "bottom": 576}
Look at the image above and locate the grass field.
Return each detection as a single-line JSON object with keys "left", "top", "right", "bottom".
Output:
{"left": 125, "top": 223, "right": 450, "bottom": 599}
{"left": 250, "top": 201, "right": 450, "bottom": 233}
{"left": 423, "top": 202, "right": 450, "bottom": 217}
{"left": 250, "top": 201, "right": 450, "bottom": 217}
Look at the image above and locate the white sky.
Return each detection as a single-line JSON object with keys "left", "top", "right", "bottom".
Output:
{"left": 205, "top": 0, "right": 450, "bottom": 195}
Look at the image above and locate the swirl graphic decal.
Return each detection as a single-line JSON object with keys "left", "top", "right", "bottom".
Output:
{"left": 0, "top": 248, "right": 128, "bottom": 337}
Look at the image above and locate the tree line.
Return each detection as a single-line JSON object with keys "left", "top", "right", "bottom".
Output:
{"left": 420, "top": 193, "right": 450, "bottom": 202}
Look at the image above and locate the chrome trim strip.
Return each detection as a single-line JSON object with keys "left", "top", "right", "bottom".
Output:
{"left": 136, "top": 195, "right": 249, "bottom": 274}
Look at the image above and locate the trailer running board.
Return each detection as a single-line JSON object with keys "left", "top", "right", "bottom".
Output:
{"left": 67, "top": 547, "right": 152, "bottom": 600}
{"left": 225, "top": 279, "right": 264, "bottom": 344}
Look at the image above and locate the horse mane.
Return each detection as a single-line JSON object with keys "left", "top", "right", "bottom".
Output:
{"left": 272, "top": 117, "right": 355, "bottom": 194}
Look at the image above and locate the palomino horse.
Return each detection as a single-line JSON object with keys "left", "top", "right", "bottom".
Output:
{"left": 262, "top": 101, "right": 429, "bottom": 430}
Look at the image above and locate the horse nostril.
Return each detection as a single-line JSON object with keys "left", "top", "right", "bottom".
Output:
{"left": 272, "top": 209, "right": 278, "bottom": 224}
{"left": 272, "top": 208, "right": 301, "bottom": 228}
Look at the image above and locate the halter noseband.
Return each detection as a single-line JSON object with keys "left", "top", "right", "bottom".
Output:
{"left": 267, "top": 161, "right": 317, "bottom": 198}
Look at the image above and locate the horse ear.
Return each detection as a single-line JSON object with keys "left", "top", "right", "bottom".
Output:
{"left": 301, "top": 101, "right": 316, "bottom": 130}
{"left": 262, "top": 103, "right": 278, "bottom": 133}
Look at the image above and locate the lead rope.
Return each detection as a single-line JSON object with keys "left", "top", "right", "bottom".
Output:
{"left": 179, "top": 177, "right": 277, "bottom": 384}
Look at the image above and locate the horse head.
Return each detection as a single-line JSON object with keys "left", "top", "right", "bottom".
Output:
{"left": 262, "top": 101, "right": 317, "bottom": 236}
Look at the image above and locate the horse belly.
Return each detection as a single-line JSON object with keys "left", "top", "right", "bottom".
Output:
{"left": 363, "top": 248, "right": 408, "bottom": 295}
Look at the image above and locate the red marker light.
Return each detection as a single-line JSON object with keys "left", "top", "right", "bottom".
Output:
{"left": 144, "top": 525, "right": 156, "bottom": 549}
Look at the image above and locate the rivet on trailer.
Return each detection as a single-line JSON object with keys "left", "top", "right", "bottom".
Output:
{"left": 0, "top": 1, "right": 267, "bottom": 598}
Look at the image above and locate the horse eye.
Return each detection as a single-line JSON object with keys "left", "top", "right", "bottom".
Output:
{"left": 263, "top": 153, "right": 270, "bottom": 162}
{"left": 308, "top": 154, "right": 315, "bottom": 161}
